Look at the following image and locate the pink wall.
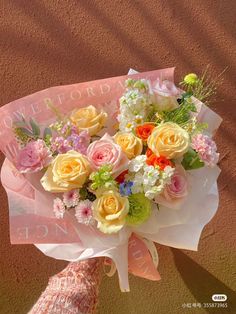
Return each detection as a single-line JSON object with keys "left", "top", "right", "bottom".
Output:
{"left": 0, "top": 1, "right": 235, "bottom": 313}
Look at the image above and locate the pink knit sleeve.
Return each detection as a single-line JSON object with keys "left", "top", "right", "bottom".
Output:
{"left": 28, "top": 258, "right": 103, "bottom": 314}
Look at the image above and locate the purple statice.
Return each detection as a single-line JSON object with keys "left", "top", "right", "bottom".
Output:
{"left": 61, "top": 121, "right": 78, "bottom": 137}
{"left": 50, "top": 136, "right": 70, "bottom": 154}
{"left": 50, "top": 130, "right": 90, "bottom": 155}
{"left": 66, "top": 131, "right": 90, "bottom": 154}
{"left": 119, "top": 181, "right": 134, "bottom": 196}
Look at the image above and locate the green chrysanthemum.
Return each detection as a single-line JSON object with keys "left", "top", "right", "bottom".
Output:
{"left": 126, "top": 193, "right": 151, "bottom": 225}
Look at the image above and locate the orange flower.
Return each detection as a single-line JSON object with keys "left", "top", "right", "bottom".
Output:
{"left": 146, "top": 148, "right": 154, "bottom": 158}
{"left": 136, "top": 123, "right": 155, "bottom": 141}
{"left": 146, "top": 154, "right": 174, "bottom": 170}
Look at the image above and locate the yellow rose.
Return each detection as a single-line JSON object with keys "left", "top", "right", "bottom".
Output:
{"left": 114, "top": 132, "right": 143, "bottom": 159}
{"left": 92, "top": 190, "right": 129, "bottom": 233}
{"left": 147, "top": 122, "right": 190, "bottom": 159}
{"left": 70, "top": 105, "right": 107, "bottom": 136}
{"left": 41, "top": 150, "right": 91, "bottom": 192}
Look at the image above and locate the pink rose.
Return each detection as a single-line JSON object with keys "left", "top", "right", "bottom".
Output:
{"left": 152, "top": 79, "right": 180, "bottom": 112}
{"left": 86, "top": 133, "right": 129, "bottom": 177}
{"left": 155, "top": 165, "right": 188, "bottom": 209}
{"left": 17, "top": 139, "right": 53, "bottom": 173}
{"left": 154, "top": 78, "right": 180, "bottom": 97}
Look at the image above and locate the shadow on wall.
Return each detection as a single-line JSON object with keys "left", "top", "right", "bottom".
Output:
{"left": 172, "top": 249, "right": 236, "bottom": 313}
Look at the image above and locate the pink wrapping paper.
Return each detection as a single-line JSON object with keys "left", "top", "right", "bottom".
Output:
{"left": 0, "top": 68, "right": 175, "bottom": 244}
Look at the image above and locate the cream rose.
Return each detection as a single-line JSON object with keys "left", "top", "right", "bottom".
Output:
{"left": 92, "top": 190, "right": 129, "bottom": 233}
{"left": 114, "top": 132, "right": 143, "bottom": 159}
{"left": 41, "top": 150, "right": 91, "bottom": 192}
{"left": 147, "top": 122, "right": 190, "bottom": 159}
{"left": 70, "top": 105, "right": 107, "bottom": 136}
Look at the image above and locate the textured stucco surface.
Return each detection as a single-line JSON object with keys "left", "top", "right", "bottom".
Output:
{"left": 0, "top": 1, "right": 236, "bottom": 313}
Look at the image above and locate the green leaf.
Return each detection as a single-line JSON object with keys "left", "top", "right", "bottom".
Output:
{"left": 14, "top": 121, "right": 27, "bottom": 128}
{"left": 17, "top": 127, "right": 34, "bottom": 137}
{"left": 162, "top": 99, "right": 197, "bottom": 126}
{"left": 181, "top": 92, "right": 193, "bottom": 100}
{"left": 29, "top": 118, "right": 40, "bottom": 136}
{"left": 43, "top": 127, "right": 52, "bottom": 139}
{"left": 181, "top": 149, "right": 204, "bottom": 170}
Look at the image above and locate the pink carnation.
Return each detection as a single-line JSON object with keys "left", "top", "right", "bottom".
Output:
{"left": 191, "top": 134, "right": 219, "bottom": 167}
{"left": 86, "top": 133, "right": 129, "bottom": 177}
{"left": 17, "top": 139, "right": 52, "bottom": 173}
{"left": 75, "top": 200, "right": 95, "bottom": 225}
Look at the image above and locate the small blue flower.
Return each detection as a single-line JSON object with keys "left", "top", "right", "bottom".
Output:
{"left": 119, "top": 181, "right": 134, "bottom": 196}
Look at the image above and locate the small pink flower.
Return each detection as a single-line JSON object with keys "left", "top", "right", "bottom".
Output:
{"left": 86, "top": 133, "right": 129, "bottom": 177}
{"left": 17, "top": 139, "right": 52, "bottom": 173}
{"left": 191, "top": 134, "right": 219, "bottom": 167}
{"left": 53, "top": 198, "right": 65, "bottom": 219}
{"left": 63, "top": 189, "right": 79, "bottom": 208}
{"left": 155, "top": 165, "right": 188, "bottom": 209}
{"left": 75, "top": 200, "right": 95, "bottom": 225}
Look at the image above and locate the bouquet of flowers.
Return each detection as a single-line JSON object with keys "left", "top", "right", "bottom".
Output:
{"left": 0, "top": 68, "right": 221, "bottom": 292}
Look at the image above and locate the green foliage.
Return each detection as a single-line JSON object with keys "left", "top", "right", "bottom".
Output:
{"left": 14, "top": 127, "right": 31, "bottom": 145}
{"left": 79, "top": 187, "right": 96, "bottom": 201}
{"left": 161, "top": 93, "right": 197, "bottom": 126}
{"left": 181, "top": 119, "right": 208, "bottom": 136}
{"left": 29, "top": 118, "right": 40, "bottom": 137}
{"left": 180, "top": 66, "right": 226, "bottom": 106}
{"left": 43, "top": 127, "right": 52, "bottom": 146}
{"left": 146, "top": 104, "right": 158, "bottom": 122}
{"left": 14, "top": 117, "right": 41, "bottom": 145}
{"left": 181, "top": 149, "right": 204, "bottom": 170}
{"left": 125, "top": 78, "right": 149, "bottom": 92}
{"left": 14, "top": 116, "right": 53, "bottom": 146}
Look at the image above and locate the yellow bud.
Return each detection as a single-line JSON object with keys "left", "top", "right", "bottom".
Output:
{"left": 184, "top": 73, "right": 198, "bottom": 85}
